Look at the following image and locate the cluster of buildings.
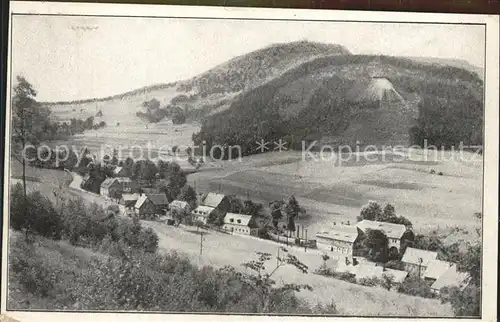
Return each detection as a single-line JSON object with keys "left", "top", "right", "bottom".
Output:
{"left": 401, "top": 247, "right": 470, "bottom": 295}
{"left": 192, "top": 193, "right": 259, "bottom": 236}
{"left": 316, "top": 220, "right": 470, "bottom": 294}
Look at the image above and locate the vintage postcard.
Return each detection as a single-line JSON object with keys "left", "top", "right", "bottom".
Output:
{"left": 2, "top": 2, "right": 499, "bottom": 322}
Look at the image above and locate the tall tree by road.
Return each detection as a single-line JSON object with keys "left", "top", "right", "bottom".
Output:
{"left": 11, "top": 76, "right": 49, "bottom": 238}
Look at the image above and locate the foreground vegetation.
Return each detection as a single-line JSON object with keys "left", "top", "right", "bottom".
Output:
{"left": 8, "top": 184, "right": 337, "bottom": 314}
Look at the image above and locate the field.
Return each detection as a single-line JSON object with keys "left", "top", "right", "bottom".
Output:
{"left": 187, "top": 148, "right": 483, "bottom": 239}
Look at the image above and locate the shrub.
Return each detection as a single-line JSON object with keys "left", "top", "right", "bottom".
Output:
{"left": 357, "top": 277, "right": 381, "bottom": 287}
{"left": 10, "top": 184, "right": 63, "bottom": 240}
{"left": 397, "top": 276, "right": 435, "bottom": 298}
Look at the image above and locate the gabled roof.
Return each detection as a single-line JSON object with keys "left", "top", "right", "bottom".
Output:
{"left": 401, "top": 247, "right": 438, "bottom": 266}
{"left": 316, "top": 225, "right": 359, "bottom": 243}
{"left": 383, "top": 268, "right": 409, "bottom": 283}
{"left": 121, "top": 193, "right": 139, "bottom": 201}
{"left": 100, "top": 178, "right": 117, "bottom": 189}
{"left": 170, "top": 200, "right": 189, "bottom": 209}
{"left": 355, "top": 264, "right": 384, "bottom": 279}
{"left": 356, "top": 220, "right": 407, "bottom": 240}
{"left": 424, "top": 259, "right": 453, "bottom": 280}
{"left": 113, "top": 166, "right": 124, "bottom": 175}
{"left": 192, "top": 205, "right": 216, "bottom": 217}
{"left": 147, "top": 193, "right": 169, "bottom": 206}
{"left": 431, "top": 265, "right": 470, "bottom": 291}
{"left": 224, "top": 213, "right": 253, "bottom": 226}
{"left": 135, "top": 195, "right": 149, "bottom": 209}
{"left": 202, "top": 192, "right": 226, "bottom": 208}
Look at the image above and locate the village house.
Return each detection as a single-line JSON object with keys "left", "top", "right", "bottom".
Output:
{"left": 316, "top": 223, "right": 360, "bottom": 256}
{"left": 100, "top": 178, "right": 121, "bottom": 199}
{"left": 401, "top": 247, "right": 438, "bottom": 278}
{"left": 430, "top": 264, "right": 470, "bottom": 295}
{"left": 119, "top": 193, "right": 139, "bottom": 207}
{"left": 169, "top": 200, "right": 191, "bottom": 214}
{"left": 223, "top": 213, "right": 258, "bottom": 236}
{"left": 424, "top": 259, "right": 453, "bottom": 284}
{"left": 116, "top": 177, "right": 132, "bottom": 193}
{"left": 356, "top": 220, "right": 410, "bottom": 256}
{"left": 197, "top": 192, "right": 230, "bottom": 224}
{"left": 147, "top": 193, "right": 169, "bottom": 215}
{"left": 191, "top": 205, "right": 216, "bottom": 225}
{"left": 201, "top": 192, "right": 230, "bottom": 211}
{"left": 134, "top": 194, "right": 158, "bottom": 219}
{"left": 113, "top": 166, "right": 128, "bottom": 177}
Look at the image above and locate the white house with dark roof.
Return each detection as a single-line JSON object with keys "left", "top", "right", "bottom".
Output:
{"left": 356, "top": 220, "right": 409, "bottom": 253}
{"left": 192, "top": 205, "right": 216, "bottom": 224}
{"left": 401, "top": 247, "right": 438, "bottom": 278}
{"left": 223, "top": 213, "right": 258, "bottom": 236}
{"left": 316, "top": 224, "right": 360, "bottom": 255}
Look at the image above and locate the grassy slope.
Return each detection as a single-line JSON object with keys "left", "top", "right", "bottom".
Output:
{"left": 143, "top": 221, "right": 453, "bottom": 316}
{"left": 7, "top": 228, "right": 453, "bottom": 316}
{"left": 8, "top": 230, "right": 109, "bottom": 310}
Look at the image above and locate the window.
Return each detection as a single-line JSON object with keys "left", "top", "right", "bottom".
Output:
{"left": 237, "top": 219, "right": 241, "bottom": 224}
{"left": 230, "top": 219, "right": 234, "bottom": 223}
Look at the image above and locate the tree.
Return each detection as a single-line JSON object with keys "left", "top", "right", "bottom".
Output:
{"left": 284, "top": 196, "right": 300, "bottom": 233}
{"left": 269, "top": 200, "right": 284, "bottom": 228}
{"left": 362, "top": 229, "right": 389, "bottom": 262}
{"left": 240, "top": 248, "right": 312, "bottom": 313}
{"left": 11, "top": 76, "right": 49, "bottom": 238}
{"left": 132, "top": 160, "right": 158, "bottom": 181}
{"left": 178, "top": 185, "right": 197, "bottom": 209}
{"left": 381, "top": 203, "right": 396, "bottom": 221}
{"left": 243, "top": 199, "right": 263, "bottom": 217}
{"left": 440, "top": 284, "right": 480, "bottom": 317}
{"left": 380, "top": 274, "right": 395, "bottom": 291}
{"left": 411, "top": 233, "right": 443, "bottom": 251}
{"left": 227, "top": 195, "right": 244, "bottom": 214}
{"left": 358, "top": 200, "right": 382, "bottom": 221}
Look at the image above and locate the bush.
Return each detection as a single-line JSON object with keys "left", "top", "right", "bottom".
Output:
{"left": 10, "top": 183, "right": 63, "bottom": 239}
{"left": 358, "top": 277, "right": 381, "bottom": 287}
{"left": 397, "top": 276, "right": 435, "bottom": 298}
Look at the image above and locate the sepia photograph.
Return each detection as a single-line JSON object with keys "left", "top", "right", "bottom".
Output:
{"left": 2, "top": 2, "right": 499, "bottom": 321}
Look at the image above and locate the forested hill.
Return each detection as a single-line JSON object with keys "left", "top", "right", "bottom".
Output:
{"left": 193, "top": 54, "right": 483, "bottom": 157}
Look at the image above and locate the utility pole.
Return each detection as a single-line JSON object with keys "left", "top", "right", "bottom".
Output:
{"left": 200, "top": 231, "right": 204, "bottom": 256}
{"left": 418, "top": 257, "right": 423, "bottom": 279}
{"left": 305, "top": 229, "right": 308, "bottom": 252}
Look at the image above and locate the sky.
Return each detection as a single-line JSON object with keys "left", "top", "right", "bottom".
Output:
{"left": 11, "top": 15, "right": 485, "bottom": 102}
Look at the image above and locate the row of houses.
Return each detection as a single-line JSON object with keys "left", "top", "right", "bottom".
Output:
{"left": 316, "top": 220, "right": 470, "bottom": 294}
{"left": 316, "top": 220, "right": 410, "bottom": 256}
{"left": 401, "top": 247, "right": 470, "bottom": 295}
